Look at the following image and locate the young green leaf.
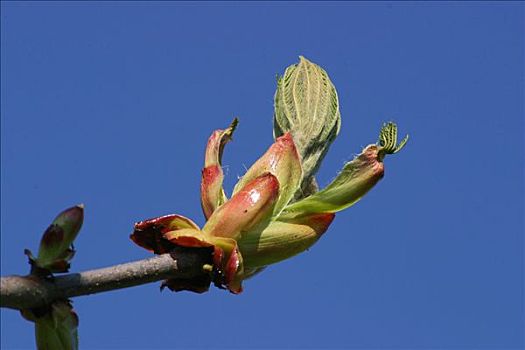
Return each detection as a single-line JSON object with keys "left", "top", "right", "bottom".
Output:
{"left": 274, "top": 56, "right": 341, "bottom": 199}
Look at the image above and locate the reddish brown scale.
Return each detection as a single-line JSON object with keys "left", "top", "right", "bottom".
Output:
{"left": 131, "top": 214, "right": 188, "bottom": 254}
{"left": 134, "top": 214, "right": 182, "bottom": 231}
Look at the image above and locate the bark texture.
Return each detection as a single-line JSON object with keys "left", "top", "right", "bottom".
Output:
{"left": 1, "top": 248, "right": 211, "bottom": 310}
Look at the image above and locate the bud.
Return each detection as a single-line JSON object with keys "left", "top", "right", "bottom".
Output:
{"left": 130, "top": 58, "right": 408, "bottom": 296}
{"left": 274, "top": 56, "right": 341, "bottom": 198}
{"left": 32, "top": 205, "right": 84, "bottom": 273}
{"left": 26, "top": 301, "right": 79, "bottom": 350}
{"left": 232, "top": 133, "right": 302, "bottom": 216}
{"left": 201, "top": 118, "right": 238, "bottom": 219}
{"left": 282, "top": 123, "right": 408, "bottom": 216}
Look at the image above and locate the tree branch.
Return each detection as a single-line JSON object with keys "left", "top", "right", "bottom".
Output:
{"left": 1, "top": 247, "right": 211, "bottom": 310}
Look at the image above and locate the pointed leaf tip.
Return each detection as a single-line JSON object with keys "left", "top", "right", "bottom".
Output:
{"left": 201, "top": 118, "right": 239, "bottom": 219}
{"left": 229, "top": 117, "right": 239, "bottom": 132}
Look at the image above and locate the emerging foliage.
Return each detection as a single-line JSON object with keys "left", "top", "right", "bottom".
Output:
{"left": 130, "top": 56, "right": 408, "bottom": 294}
{"left": 274, "top": 56, "right": 341, "bottom": 199}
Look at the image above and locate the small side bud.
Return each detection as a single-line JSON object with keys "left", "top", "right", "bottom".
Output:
{"left": 34, "top": 205, "right": 84, "bottom": 273}
{"left": 34, "top": 301, "right": 79, "bottom": 350}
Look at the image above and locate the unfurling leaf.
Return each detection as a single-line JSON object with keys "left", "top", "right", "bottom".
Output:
{"left": 282, "top": 123, "right": 408, "bottom": 216}
{"left": 274, "top": 56, "right": 341, "bottom": 199}
{"left": 378, "top": 121, "right": 409, "bottom": 158}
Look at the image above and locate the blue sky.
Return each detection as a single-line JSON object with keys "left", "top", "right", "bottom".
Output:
{"left": 1, "top": 2, "right": 523, "bottom": 349}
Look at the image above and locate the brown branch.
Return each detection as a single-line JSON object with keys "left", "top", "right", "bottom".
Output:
{"left": 0, "top": 247, "right": 211, "bottom": 310}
